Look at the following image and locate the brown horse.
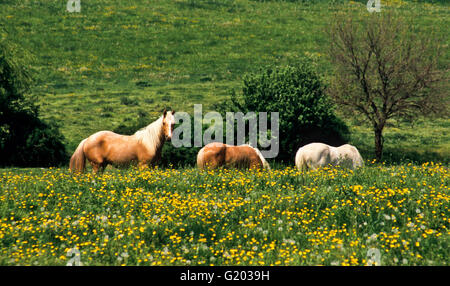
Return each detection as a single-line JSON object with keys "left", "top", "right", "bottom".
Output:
{"left": 69, "top": 110, "right": 175, "bottom": 173}
{"left": 197, "top": 142, "right": 270, "bottom": 170}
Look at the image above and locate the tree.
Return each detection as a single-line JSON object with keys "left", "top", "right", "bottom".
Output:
{"left": 0, "top": 35, "right": 67, "bottom": 167}
{"left": 229, "top": 61, "right": 349, "bottom": 162}
{"left": 328, "top": 11, "right": 447, "bottom": 161}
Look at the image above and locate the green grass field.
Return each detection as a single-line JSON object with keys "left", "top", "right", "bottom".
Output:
{"left": 0, "top": 0, "right": 448, "bottom": 158}
{"left": 0, "top": 0, "right": 448, "bottom": 266}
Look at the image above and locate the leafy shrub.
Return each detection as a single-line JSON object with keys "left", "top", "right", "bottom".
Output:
{"left": 20, "top": 119, "right": 68, "bottom": 167}
{"left": 160, "top": 144, "right": 200, "bottom": 168}
{"left": 0, "top": 36, "right": 67, "bottom": 167}
{"left": 228, "top": 61, "right": 349, "bottom": 162}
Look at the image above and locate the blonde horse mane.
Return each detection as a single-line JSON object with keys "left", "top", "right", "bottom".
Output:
{"left": 243, "top": 144, "right": 271, "bottom": 170}
{"left": 133, "top": 115, "right": 165, "bottom": 154}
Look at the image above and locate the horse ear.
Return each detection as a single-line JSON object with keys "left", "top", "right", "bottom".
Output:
{"left": 163, "top": 108, "right": 167, "bottom": 118}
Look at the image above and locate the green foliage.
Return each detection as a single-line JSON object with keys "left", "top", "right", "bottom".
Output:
{"left": 229, "top": 61, "right": 349, "bottom": 162}
{"left": 20, "top": 119, "right": 68, "bottom": 167}
{"left": 0, "top": 36, "right": 67, "bottom": 167}
{"left": 160, "top": 144, "right": 200, "bottom": 168}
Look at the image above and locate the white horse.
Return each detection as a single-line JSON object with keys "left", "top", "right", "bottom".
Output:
{"left": 295, "top": 142, "right": 364, "bottom": 171}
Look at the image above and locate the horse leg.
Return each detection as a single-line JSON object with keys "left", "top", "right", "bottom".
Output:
{"left": 99, "top": 162, "right": 108, "bottom": 173}
{"left": 250, "top": 160, "right": 262, "bottom": 170}
{"left": 89, "top": 161, "right": 101, "bottom": 174}
{"left": 300, "top": 163, "right": 306, "bottom": 185}
{"left": 208, "top": 158, "right": 223, "bottom": 170}
{"left": 299, "top": 157, "right": 307, "bottom": 185}
{"left": 138, "top": 161, "right": 149, "bottom": 170}
{"left": 87, "top": 150, "right": 106, "bottom": 174}
{"left": 89, "top": 158, "right": 107, "bottom": 174}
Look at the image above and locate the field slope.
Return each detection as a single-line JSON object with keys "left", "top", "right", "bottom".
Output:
{"left": 0, "top": 0, "right": 448, "bottom": 160}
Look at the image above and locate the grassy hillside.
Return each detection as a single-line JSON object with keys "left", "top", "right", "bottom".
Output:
{"left": 0, "top": 0, "right": 448, "bottom": 161}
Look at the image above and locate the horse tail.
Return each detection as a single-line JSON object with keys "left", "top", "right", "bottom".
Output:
{"left": 196, "top": 147, "right": 206, "bottom": 170}
{"left": 69, "top": 139, "right": 87, "bottom": 173}
{"left": 295, "top": 149, "right": 307, "bottom": 172}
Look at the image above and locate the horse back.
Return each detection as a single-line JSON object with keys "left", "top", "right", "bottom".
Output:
{"left": 198, "top": 143, "right": 262, "bottom": 169}
{"left": 337, "top": 144, "right": 364, "bottom": 168}
{"left": 197, "top": 142, "right": 227, "bottom": 169}
{"left": 296, "top": 142, "right": 332, "bottom": 170}
{"left": 226, "top": 145, "right": 263, "bottom": 169}
{"left": 84, "top": 131, "right": 141, "bottom": 164}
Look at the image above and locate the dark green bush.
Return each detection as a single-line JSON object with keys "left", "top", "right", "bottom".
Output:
{"left": 160, "top": 144, "right": 200, "bottom": 168}
{"left": 20, "top": 119, "right": 68, "bottom": 167}
{"left": 0, "top": 36, "right": 67, "bottom": 167}
{"left": 0, "top": 102, "right": 68, "bottom": 167}
{"left": 228, "top": 61, "right": 350, "bottom": 162}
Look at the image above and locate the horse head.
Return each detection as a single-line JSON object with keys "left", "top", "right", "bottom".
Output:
{"left": 162, "top": 109, "right": 175, "bottom": 141}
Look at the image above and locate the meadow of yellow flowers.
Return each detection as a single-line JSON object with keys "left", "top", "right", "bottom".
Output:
{"left": 0, "top": 162, "right": 448, "bottom": 265}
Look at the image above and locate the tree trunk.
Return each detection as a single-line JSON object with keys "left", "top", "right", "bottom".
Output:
{"left": 374, "top": 128, "right": 383, "bottom": 161}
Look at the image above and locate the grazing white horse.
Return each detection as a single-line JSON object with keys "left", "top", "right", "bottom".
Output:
{"left": 295, "top": 143, "right": 363, "bottom": 171}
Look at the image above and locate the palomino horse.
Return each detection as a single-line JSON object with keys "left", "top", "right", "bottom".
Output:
{"left": 295, "top": 142, "right": 363, "bottom": 171}
{"left": 69, "top": 110, "right": 175, "bottom": 173}
{"left": 197, "top": 142, "right": 270, "bottom": 170}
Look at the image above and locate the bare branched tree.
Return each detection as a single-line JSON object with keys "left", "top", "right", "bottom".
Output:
{"left": 327, "top": 11, "right": 447, "bottom": 161}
